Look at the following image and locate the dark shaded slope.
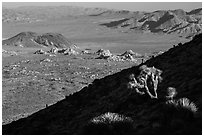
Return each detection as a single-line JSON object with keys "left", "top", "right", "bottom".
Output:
{"left": 3, "top": 34, "right": 202, "bottom": 135}
{"left": 145, "top": 34, "right": 202, "bottom": 106}
{"left": 187, "top": 8, "right": 202, "bottom": 15}
{"left": 100, "top": 18, "right": 129, "bottom": 28}
{"left": 142, "top": 11, "right": 175, "bottom": 32}
{"left": 3, "top": 32, "right": 74, "bottom": 48}
{"left": 34, "top": 33, "right": 73, "bottom": 48}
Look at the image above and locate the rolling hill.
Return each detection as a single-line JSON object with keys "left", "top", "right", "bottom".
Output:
{"left": 2, "top": 32, "right": 74, "bottom": 48}
{"left": 3, "top": 34, "right": 202, "bottom": 135}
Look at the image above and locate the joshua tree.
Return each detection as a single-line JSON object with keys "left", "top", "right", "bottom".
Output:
{"left": 128, "top": 74, "right": 145, "bottom": 95}
{"left": 128, "top": 65, "right": 162, "bottom": 98}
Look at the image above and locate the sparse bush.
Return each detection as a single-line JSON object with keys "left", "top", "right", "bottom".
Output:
{"left": 83, "top": 112, "right": 134, "bottom": 134}
{"left": 166, "top": 87, "right": 177, "bottom": 99}
{"left": 163, "top": 97, "right": 199, "bottom": 134}
{"left": 177, "top": 98, "right": 198, "bottom": 113}
{"left": 166, "top": 97, "right": 198, "bottom": 113}
{"left": 91, "top": 112, "right": 133, "bottom": 124}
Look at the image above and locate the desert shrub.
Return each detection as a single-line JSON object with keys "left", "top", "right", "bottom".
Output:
{"left": 83, "top": 112, "right": 134, "bottom": 134}
{"left": 166, "top": 97, "right": 198, "bottom": 113}
{"left": 166, "top": 87, "right": 177, "bottom": 99}
{"left": 177, "top": 98, "right": 198, "bottom": 113}
{"left": 91, "top": 112, "right": 133, "bottom": 124}
{"left": 162, "top": 97, "right": 199, "bottom": 134}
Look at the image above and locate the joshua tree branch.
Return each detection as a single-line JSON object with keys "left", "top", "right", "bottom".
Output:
{"left": 143, "top": 78, "right": 158, "bottom": 99}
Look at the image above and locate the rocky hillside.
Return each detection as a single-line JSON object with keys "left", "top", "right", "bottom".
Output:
{"left": 2, "top": 34, "right": 202, "bottom": 135}
{"left": 100, "top": 8, "right": 202, "bottom": 38}
{"left": 2, "top": 32, "right": 74, "bottom": 48}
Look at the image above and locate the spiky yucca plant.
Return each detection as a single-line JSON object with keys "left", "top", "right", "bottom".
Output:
{"left": 177, "top": 98, "right": 198, "bottom": 113}
{"left": 166, "top": 97, "right": 198, "bottom": 113}
{"left": 83, "top": 112, "right": 134, "bottom": 134}
{"left": 91, "top": 112, "right": 133, "bottom": 124}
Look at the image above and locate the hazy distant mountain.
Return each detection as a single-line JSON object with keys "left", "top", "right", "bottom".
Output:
{"left": 2, "top": 6, "right": 202, "bottom": 38}
{"left": 2, "top": 6, "right": 108, "bottom": 22}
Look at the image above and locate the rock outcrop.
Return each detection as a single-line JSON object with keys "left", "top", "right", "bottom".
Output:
{"left": 96, "top": 49, "right": 138, "bottom": 62}
{"left": 36, "top": 47, "right": 79, "bottom": 55}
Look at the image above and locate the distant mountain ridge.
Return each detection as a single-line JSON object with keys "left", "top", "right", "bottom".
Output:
{"left": 2, "top": 6, "right": 202, "bottom": 38}
{"left": 100, "top": 8, "right": 202, "bottom": 38}
{"left": 2, "top": 6, "right": 109, "bottom": 22}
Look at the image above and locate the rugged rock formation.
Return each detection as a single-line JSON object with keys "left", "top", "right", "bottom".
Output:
{"left": 96, "top": 49, "right": 112, "bottom": 57}
{"left": 96, "top": 49, "right": 138, "bottom": 62}
{"left": 34, "top": 49, "right": 47, "bottom": 54}
{"left": 2, "top": 34, "right": 202, "bottom": 135}
{"left": 100, "top": 8, "right": 202, "bottom": 38}
{"left": 37, "top": 47, "right": 79, "bottom": 55}
{"left": 64, "top": 48, "right": 79, "bottom": 55}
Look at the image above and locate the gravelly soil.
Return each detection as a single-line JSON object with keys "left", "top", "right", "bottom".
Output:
{"left": 2, "top": 47, "right": 141, "bottom": 125}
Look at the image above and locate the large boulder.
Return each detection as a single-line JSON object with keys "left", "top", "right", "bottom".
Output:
{"left": 96, "top": 49, "right": 112, "bottom": 57}
{"left": 64, "top": 48, "right": 79, "bottom": 55}
{"left": 34, "top": 49, "right": 46, "bottom": 54}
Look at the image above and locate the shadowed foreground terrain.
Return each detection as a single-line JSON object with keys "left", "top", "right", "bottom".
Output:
{"left": 2, "top": 34, "right": 202, "bottom": 135}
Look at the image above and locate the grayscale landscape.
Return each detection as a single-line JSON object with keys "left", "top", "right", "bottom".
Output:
{"left": 2, "top": 2, "right": 202, "bottom": 135}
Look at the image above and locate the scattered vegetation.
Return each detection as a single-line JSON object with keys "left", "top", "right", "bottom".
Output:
{"left": 166, "top": 87, "right": 177, "bottom": 100}
{"left": 83, "top": 112, "right": 133, "bottom": 134}
{"left": 2, "top": 34, "right": 202, "bottom": 134}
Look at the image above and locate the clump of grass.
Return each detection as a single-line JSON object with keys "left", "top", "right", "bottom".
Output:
{"left": 83, "top": 112, "right": 134, "bottom": 134}
{"left": 166, "top": 97, "right": 198, "bottom": 113}
{"left": 91, "top": 112, "right": 133, "bottom": 124}
{"left": 177, "top": 98, "right": 198, "bottom": 113}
